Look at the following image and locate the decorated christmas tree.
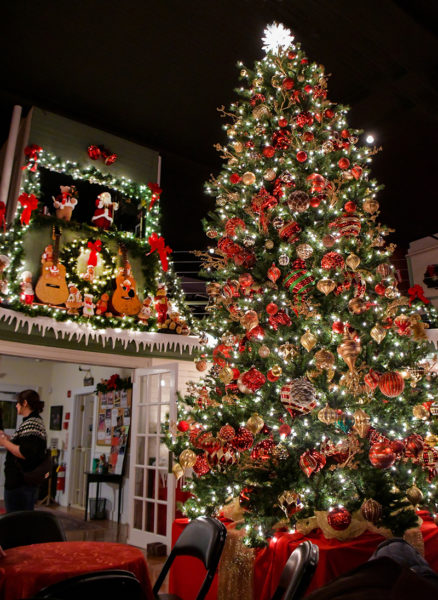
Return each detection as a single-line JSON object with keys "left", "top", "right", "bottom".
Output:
{"left": 165, "top": 24, "right": 438, "bottom": 547}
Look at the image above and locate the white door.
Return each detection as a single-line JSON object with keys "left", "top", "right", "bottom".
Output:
{"left": 69, "top": 392, "right": 95, "bottom": 508}
{"left": 128, "top": 365, "right": 177, "bottom": 551}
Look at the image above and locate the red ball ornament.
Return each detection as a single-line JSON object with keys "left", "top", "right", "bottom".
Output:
{"left": 374, "top": 284, "right": 386, "bottom": 296}
{"left": 278, "top": 117, "right": 288, "bottom": 127}
{"left": 301, "top": 58, "right": 308, "bottom": 64}
{"left": 332, "top": 321, "right": 344, "bottom": 334}
{"left": 251, "top": 439, "right": 276, "bottom": 460}
{"left": 282, "top": 77, "right": 294, "bottom": 90}
{"left": 263, "top": 146, "right": 276, "bottom": 158}
{"left": 344, "top": 201, "right": 357, "bottom": 213}
{"left": 390, "top": 440, "right": 405, "bottom": 455}
{"left": 177, "top": 420, "right": 190, "bottom": 432}
{"left": 327, "top": 507, "right": 351, "bottom": 531}
{"left": 341, "top": 129, "right": 350, "bottom": 139}
{"left": 405, "top": 434, "right": 424, "bottom": 459}
{"left": 369, "top": 442, "right": 396, "bottom": 469}
{"left": 351, "top": 165, "right": 363, "bottom": 180}
{"left": 364, "top": 369, "right": 380, "bottom": 390}
{"left": 193, "top": 455, "right": 211, "bottom": 476}
{"left": 310, "top": 196, "right": 322, "bottom": 208}
{"left": 304, "top": 84, "right": 313, "bottom": 93}
{"left": 378, "top": 372, "right": 405, "bottom": 398}
{"left": 324, "top": 108, "right": 335, "bottom": 119}
{"left": 219, "top": 424, "right": 236, "bottom": 442}
{"left": 279, "top": 423, "right": 291, "bottom": 437}
{"left": 288, "top": 51, "right": 296, "bottom": 60}
{"left": 230, "top": 173, "right": 241, "bottom": 184}
{"left": 239, "top": 367, "right": 266, "bottom": 392}
{"left": 296, "top": 151, "right": 308, "bottom": 163}
{"left": 266, "top": 302, "right": 279, "bottom": 315}
{"left": 238, "top": 273, "right": 254, "bottom": 289}
{"left": 232, "top": 427, "right": 254, "bottom": 451}
{"left": 321, "top": 251, "right": 345, "bottom": 270}
{"left": 338, "top": 157, "right": 350, "bottom": 170}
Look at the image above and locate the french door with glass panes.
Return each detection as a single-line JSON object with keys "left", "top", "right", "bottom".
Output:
{"left": 128, "top": 365, "right": 177, "bottom": 551}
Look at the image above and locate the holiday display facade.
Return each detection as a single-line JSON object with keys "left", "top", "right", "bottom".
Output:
{"left": 165, "top": 24, "right": 438, "bottom": 547}
{"left": 0, "top": 107, "right": 194, "bottom": 349}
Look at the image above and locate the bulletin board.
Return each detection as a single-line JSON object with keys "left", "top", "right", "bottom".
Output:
{"left": 96, "top": 389, "right": 131, "bottom": 475}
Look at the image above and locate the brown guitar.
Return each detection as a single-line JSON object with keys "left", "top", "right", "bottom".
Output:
{"left": 111, "top": 245, "right": 141, "bottom": 316}
{"left": 35, "top": 226, "right": 69, "bottom": 305}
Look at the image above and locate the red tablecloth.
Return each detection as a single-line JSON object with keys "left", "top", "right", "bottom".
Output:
{"left": 0, "top": 541, "right": 154, "bottom": 600}
{"left": 170, "top": 511, "right": 438, "bottom": 600}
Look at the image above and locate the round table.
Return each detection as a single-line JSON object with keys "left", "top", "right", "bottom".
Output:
{"left": 0, "top": 541, "right": 154, "bottom": 600}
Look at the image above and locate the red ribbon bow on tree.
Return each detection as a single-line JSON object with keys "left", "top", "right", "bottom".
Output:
{"left": 21, "top": 144, "right": 42, "bottom": 172}
{"left": 147, "top": 182, "right": 162, "bottom": 211}
{"left": 0, "top": 201, "right": 6, "bottom": 232}
{"left": 408, "top": 284, "right": 430, "bottom": 306}
{"left": 87, "top": 240, "right": 102, "bottom": 266}
{"left": 147, "top": 232, "right": 172, "bottom": 272}
{"left": 18, "top": 193, "right": 38, "bottom": 225}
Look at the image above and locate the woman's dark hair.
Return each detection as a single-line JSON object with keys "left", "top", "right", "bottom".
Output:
{"left": 16, "top": 389, "right": 44, "bottom": 413}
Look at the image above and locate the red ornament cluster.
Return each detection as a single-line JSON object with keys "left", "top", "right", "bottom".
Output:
{"left": 87, "top": 144, "right": 118, "bottom": 166}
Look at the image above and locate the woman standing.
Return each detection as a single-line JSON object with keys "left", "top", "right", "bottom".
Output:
{"left": 0, "top": 389, "right": 47, "bottom": 512}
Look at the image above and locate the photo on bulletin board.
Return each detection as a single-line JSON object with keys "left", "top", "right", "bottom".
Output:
{"left": 110, "top": 424, "right": 130, "bottom": 475}
{"left": 50, "top": 405, "right": 63, "bottom": 431}
{"left": 97, "top": 389, "right": 131, "bottom": 447}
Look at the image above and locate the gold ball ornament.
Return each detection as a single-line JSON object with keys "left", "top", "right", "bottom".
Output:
{"left": 318, "top": 404, "right": 337, "bottom": 425}
{"left": 246, "top": 413, "right": 264, "bottom": 435}
{"left": 240, "top": 310, "right": 259, "bottom": 330}
{"left": 317, "top": 279, "right": 336, "bottom": 295}
{"left": 406, "top": 485, "right": 423, "bottom": 506}
{"left": 314, "top": 349, "right": 335, "bottom": 370}
{"left": 179, "top": 449, "right": 197, "bottom": 470}
{"left": 219, "top": 366, "right": 234, "bottom": 384}
{"left": 361, "top": 498, "right": 382, "bottom": 524}
{"left": 353, "top": 408, "right": 370, "bottom": 437}
{"left": 363, "top": 198, "right": 379, "bottom": 214}
{"left": 370, "top": 324, "right": 386, "bottom": 344}
{"left": 242, "top": 172, "right": 256, "bottom": 185}
{"left": 413, "top": 404, "right": 429, "bottom": 420}
{"left": 227, "top": 192, "right": 239, "bottom": 203}
{"left": 252, "top": 104, "right": 271, "bottom": 120}
{"left": 301, "top": 330, "right": 317, "bottom": 352}
{"left": 271, "top": 364, "right": 283, "bottom": 377}
{"left": 296, "top": 243, "right": 314, "bottom": 260}
{"left": 346, "top": 253, "right": 361, "bottom": 271}
{"left": 265, "top": 239, "right": 275, "bottom": 250}
{"left": 272, "top": 444, "right": 289, "bottom": 461}
{"left": 195, "top": 358, "right": 208, "bottom": 372}
{"left": 172, "top": 463, "right": 184, "bottom": 480}
{"left": 258, "top": 345, "right": 271, "bottom": 358}
{"left": 264, "top": 168, "right": 277, "bottom": 181}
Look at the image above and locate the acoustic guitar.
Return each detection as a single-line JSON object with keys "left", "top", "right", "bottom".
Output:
{"left": 35, "top": 226, "right": 69, "bottom": 305}
{"left": 111, "top": 244, "right": 141, "bottom": 316}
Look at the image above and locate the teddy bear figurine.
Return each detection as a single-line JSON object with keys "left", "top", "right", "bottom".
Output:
{"left": 137, "top": 297, "right": 153, "bottom": 323}
{"left": 65, "top": 283, "right": 82, "bottom": 315}
{"left": 95, "top": 293, "right": 110, "bottom": 316}
{"left": 52, "top": 185, "right": 78, "bottom": 221}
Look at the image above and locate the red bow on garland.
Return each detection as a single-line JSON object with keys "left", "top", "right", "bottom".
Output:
{"left": 0, "top": 201, "right": 6, "bottom": 232}
{"left": 87, "top": 240, "right": 102, "bottom": 266}
{"left": 408, "top": 284, "right": 430, "bottom": 306}
{"left": 147, "top": 182, "right": 162, "bottom": 211}
{"left": 147, "top": 232, "right": 172, "bottom": 272}
{"left": 21, "top": 144, "right": 42, "bottom": 172}
{"left": 18, "top": 193, "right": 38, "bottom": 225}
{"left": 87, "top": 145, "right": 117, "bottom": 166}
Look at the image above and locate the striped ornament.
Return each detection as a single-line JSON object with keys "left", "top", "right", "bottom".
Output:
{"left": 284, "top": 263, "right": 314, "bottom": 297}
{"left": 329, "top": 215, "right": 361, "bottom": 237}
{"left": 378, "top": 372, "right": 405, "bottom": 398}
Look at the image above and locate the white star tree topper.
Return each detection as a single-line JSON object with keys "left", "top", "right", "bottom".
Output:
{"left": 262, "top": 23, "right": 294, "bottom": 55}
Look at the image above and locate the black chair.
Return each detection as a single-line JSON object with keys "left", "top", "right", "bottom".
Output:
{"left": 32, "top": 569, "right": 145, "bottom": 599}
{"left": 271, "top": 541, "right": 319, "bottom": 600}
{"left": 0, "top": 509, "right": 66, "bottom": 549}
{"left": 153, "top": 516, "right": 227, "bottom": 600}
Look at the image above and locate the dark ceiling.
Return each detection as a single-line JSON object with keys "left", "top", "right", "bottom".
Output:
{"left": 1, "top": 0, "right": 438, "bottom": 252}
